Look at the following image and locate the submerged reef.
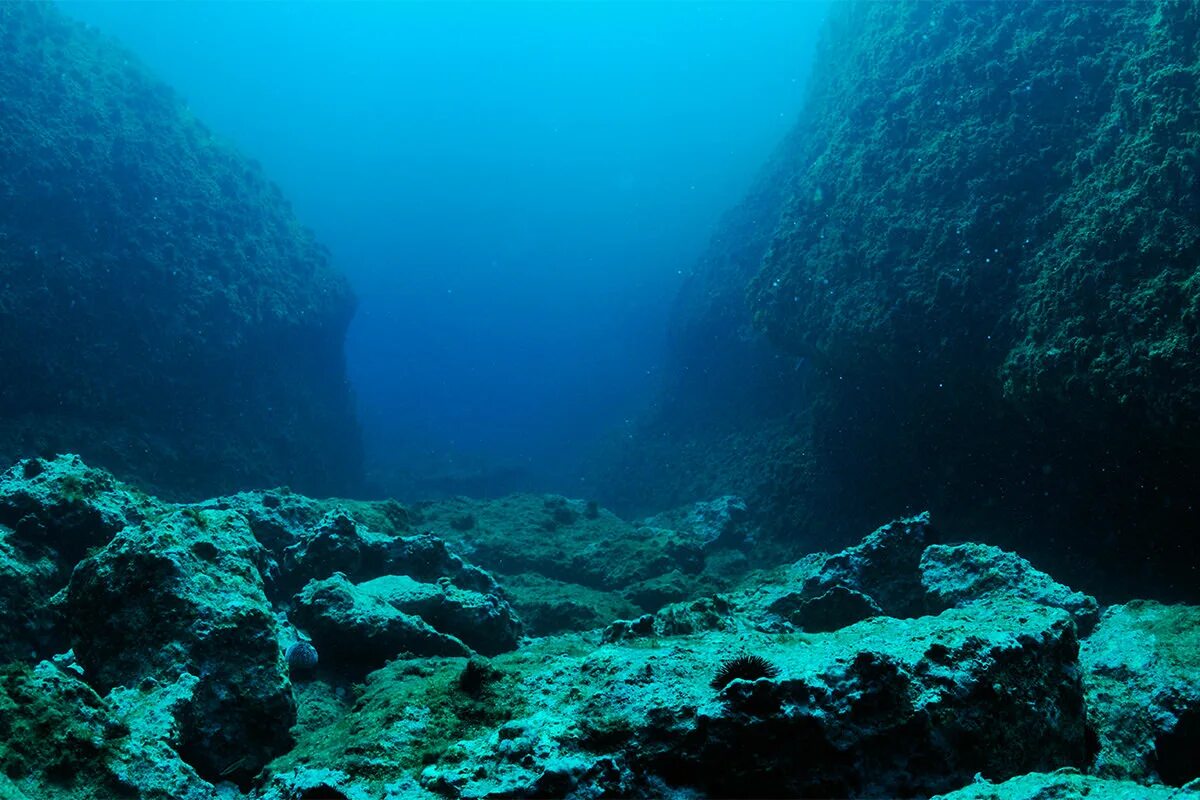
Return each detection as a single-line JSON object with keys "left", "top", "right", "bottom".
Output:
{"left": 0, "top": 454, "right": 1197, "bottom": 798}
{"left": 0, "top": 3, "right": 362, "bottom": 499}
{"left": 595, "top": 0, "right": 1200, "bottom": 602}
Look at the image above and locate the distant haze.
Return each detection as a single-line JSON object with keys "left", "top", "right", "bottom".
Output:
{"left": 59, "top": 0, "right": 824, "bottom": 497}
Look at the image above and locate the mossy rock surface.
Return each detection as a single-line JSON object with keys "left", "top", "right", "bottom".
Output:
{"left": 0, "top": 3, "right": 361, "bottom": 499}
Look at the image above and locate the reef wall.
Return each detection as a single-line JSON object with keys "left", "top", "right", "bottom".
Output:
{"left": 0, "top": 4, "right": 362, "bottom": 498}
{"left": 601, "top": 0, "right": 1200, "bottom": 600}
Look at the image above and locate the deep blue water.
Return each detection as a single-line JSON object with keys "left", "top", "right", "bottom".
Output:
{"left": 58, "top": 1, "right": 823, "bottom": 498}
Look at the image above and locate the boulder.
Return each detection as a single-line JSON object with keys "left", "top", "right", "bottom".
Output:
{"left": 922, "top": 542, "right": 1100, "bottom": 634}
{"left": 292, "top": 574, "right": 474, "bottom": 671}
{"left": 66, "top": 507, "right": 294, "bottom": 786}
{"left": 0, "top": 660, "right": 218, "bottom": 800}
{"left": 1081, "top": 601, "right": 1200, "bottom": 785}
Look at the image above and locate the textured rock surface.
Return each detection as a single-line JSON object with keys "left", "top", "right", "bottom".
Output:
{"left": 292, "top": 572, "right": 526, "bottom": 672}
{"left": 403, "top": 599, "right": 1085, "bottom": 799}
{"left": 802, "top": 512, "right": 936, "bottom": 617}
{"left": 597, "top": 0, "right": 1200, "bottom": 601}
{"left": 1081, "top": 601, "right": 1200, "bottom": 786}
{"left": 416, "top": 493, "right": 742, "bottom": 633}
{"left": 0, "top": 3, "right": 362, "bottom": 499}
{"left": 0, "top": 455, "right": 160, "bottom": 659}
{"left": 922, "top": 543, "right": 1101, "bottom": 634}
{"left": 0, "top": 661, "right": 219, "bottom": 800}
{"left": 1, "top": 465, "right": 1194, "bottom": 799}
{"left": 65, "top": 507, "right": 295, "bottom": 785}
{"left": 934, "top": 770, "right": 1199, "bottom": 800}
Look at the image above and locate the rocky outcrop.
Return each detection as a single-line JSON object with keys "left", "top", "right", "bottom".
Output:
{"left": 599, "top": 0, "right": 1200, "bottom": 601}
{"left": 0, "top": 455, "right": 526, "bottom": 795}
{"left": 66, "top": 507, "right": 294, "bottom": 786}
{"left": 0, "top": 660, "right": 220, "bottom": 800}
{"left": 1081, "top": 601, "right": 1200, "bottom": 785}
{"left": 921, "top": 543, "right": 1101, "bottom": 635}
{"left": 0, "top": 3, "right": 361, "bottom": 498}
{"left": 934, "top": 770, "right": 1199, "bottom": 800}
{"left": 3, "top": 460, "right": 1197, "bottom": 798}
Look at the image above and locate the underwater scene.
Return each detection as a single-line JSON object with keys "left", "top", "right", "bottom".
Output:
{"left": 1, "top": 1, "right": 1199, "bottom": 798}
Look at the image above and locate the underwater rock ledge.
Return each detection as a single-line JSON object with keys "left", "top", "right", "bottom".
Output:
{"left": 0, "top": 454, "right": 1198, "bottom": 798}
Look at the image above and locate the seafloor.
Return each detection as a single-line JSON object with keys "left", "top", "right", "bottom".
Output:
{"left": 1, "top": 454, "right": 1197, "bottom": 799}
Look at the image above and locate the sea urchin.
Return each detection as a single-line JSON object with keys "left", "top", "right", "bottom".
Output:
{"left": 710, "top": 653, "right": 781, "bottom": 690}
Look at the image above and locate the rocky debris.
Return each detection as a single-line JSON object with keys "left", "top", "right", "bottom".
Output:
{"left": 603, "top": 596, "right": 737, "bottom": 643}
{"left": 65, "top": 506, "right": 294, "bottom": 786}
{"left": 292, "top": 574, "right": 474, "bottom": 670}
{"left": 639, "top": 495, "right": 754, "bottom": 550}
{"left": 933, "top": 769, "right": 1200, "bottom": 799}
{"left": 0, "top": 455, "right": 162, "bottom": 660}
{"left": 0, "top": 660, "right": 220, "bottom": 800}
{"left": 730, "top": 515, "right": 932, "bottom": 633}
{"left": 802, "top": 512, "right": 936, "bottom": 617}
{"left": 418, "top": 494, "right": 686, "bottom": 590}
{"left": 493, "top": 572, "right": 642, "bottom": 636}
{"left": 0, "top": 458, "right": 1195, "bottom": 799}
{"left": 1081, "top": 601, "right": 1200, "bottom": 786}
{"left": 405, "top": 598, "right": 1086, "bottom": 799}
{"left": 415, "top": 493, "right": 749, "bottom": 634}
{"left": 922, "top": 543, "right": 1101, "bottom": 634}
{"left": 205, "top": 491, "right": 501, "bottom": 599}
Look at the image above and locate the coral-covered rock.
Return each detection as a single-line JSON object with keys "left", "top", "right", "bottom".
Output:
{"left": 65, "top": 507, "right": 294, "bottom": 786}
{"left": 1081, "top": 601, "right": 1200, "bottom": 785}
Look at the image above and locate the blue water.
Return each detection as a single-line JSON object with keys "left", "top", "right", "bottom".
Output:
{"left": 59, "top": 1, "right": 823, "bottom": 498}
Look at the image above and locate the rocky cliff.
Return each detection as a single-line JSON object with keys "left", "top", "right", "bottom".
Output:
{"left": 0, "top": 3, "right": 362, "bottom": 498}
{"left": 600, "top": 0, "right": 1200, "bottom": 601}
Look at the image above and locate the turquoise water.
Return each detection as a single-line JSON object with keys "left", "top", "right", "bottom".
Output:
{"left": 60, "top": 0, "right": 825, "bottom": 496}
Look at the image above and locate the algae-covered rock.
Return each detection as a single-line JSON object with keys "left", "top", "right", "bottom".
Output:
{"left": 922, "top": 543, "right": 1100, "bottom": 634}
{"left": 934, "top": 769, "right": 1199, "bottom": 800}
{"left": 802, "top": 512, "right": 935, "bottom": 617}
{"left": 66, "top": 507, "right": 294, "bottom": 786}
{"left": 415, "top": 492, "right": 745, "bottom": 634}
{"left": 410, "top": 598, "right": 1085, "bottom": 798}
{"left": 0, "top": 661, "right": 219, "bottom": 800}
{"left": 0, "top": 455, "right": 162, "bottom": 659}
{"left": 602, "top": 595, "right": 737, "bottom": 643}
{"left": 1081, "top": 601, "right": 1200, "bottom": 785}
{"left": 492, "top": 572, "right": 643, "bottom": 636}
{"left": 292, "top": 573, "right": 474, "bottom": 670}
{"left": 0, "top": 3, "right": 362, "bottom": 499}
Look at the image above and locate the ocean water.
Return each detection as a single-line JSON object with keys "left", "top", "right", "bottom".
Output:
{"left": 58, "top": 0, "right": 825, "bottom": 499}
{"left": 6, "top": 2, "right": 1200, "bottom": 797}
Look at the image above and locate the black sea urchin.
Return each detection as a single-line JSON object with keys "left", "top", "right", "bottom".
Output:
{"left": 710, "top": 653, "right": 780, "bottom": 690}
